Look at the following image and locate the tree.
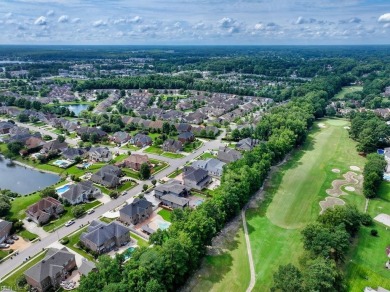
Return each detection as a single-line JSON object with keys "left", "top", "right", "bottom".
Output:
{"left": 151, "top": 179, "right": 157, "bottom": 186}
{"left": 272, "top": 264, "right": 303, "bottom": 292}
{"left": 40, "top": 187, "right": 58, "bottom": 199}
{"left": 143, "top": 184, "right": 148, "bottom": 192}
{"left": 7, "top": 142, "right": 23, "bottom": 155}
{"left": 304, "top": 258, "right": 345, "bottom": 292}
{"left": 162, "top": 122, "right": 170, "bottom": 134}
{"left": 72, "top": 205, "right": 85, "bottom": 218}
{"left": 109, "top": 191, "right": 119, "bottom": 199}
{"left": 0, "top": 199, "right": 11, "bottom": 217}
{"left": 139, "top": 163, "right": 151, "bottom": 180}
{"left": 57, "top": 135, "right": 66, "bottom": 143}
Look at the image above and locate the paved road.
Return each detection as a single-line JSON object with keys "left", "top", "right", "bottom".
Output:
{"left": 0, "top": 126, "right": 225, "bottom": 280}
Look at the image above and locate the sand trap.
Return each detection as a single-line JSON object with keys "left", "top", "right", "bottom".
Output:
{"left": 345, "top": 186, "right": 355, "bottom": 192}
{"left": 319, "top": 197, "right": 345, "bottom": 214}
{"left": 318, "top": 123, "right": 326, "bottom": 128}
{"left": 350, "top": 166, "right": 361, "bottom": 171}
{"left": 326, "top": 171, "right": 360, "bottom": 197}
{"left": 332, "top": 169, "right": 341, "bottom": 173}
{"left": 374, "top": 213, "right": 390, "bottom": 227}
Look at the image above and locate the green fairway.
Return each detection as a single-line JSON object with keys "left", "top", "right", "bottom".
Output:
{"left": 190, "top": 226, "right": 250, "bottom": 292}
{"left": 334, "top": 86, "right": 363, "bottom": 99}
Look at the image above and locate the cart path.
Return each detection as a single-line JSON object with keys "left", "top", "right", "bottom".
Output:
{"left": 242, "top": 209, "right": 255, "bottom": 292}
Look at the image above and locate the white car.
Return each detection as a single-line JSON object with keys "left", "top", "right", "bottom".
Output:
{"left": 65, "top": 220, "right": 75, "bottom": 227}
{"left": 87, "top": 209, "right": 95, "bottom": 215}
{"left": 0, "top": 243, "right": 10, "bottom": 248}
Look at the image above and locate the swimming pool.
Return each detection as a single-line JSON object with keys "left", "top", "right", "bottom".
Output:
{"left": 377, "top": 149, "right": 385, "bottom": 155}
{"left": 53, "top": 159, "right": 72, "bottom": 168}
{"left": 123, "top": 247, "right": 136, "bottom": 260}
{"left": 384, "top": 174, "right": 390, "bottom": 181}
{"left": 156, "top": 220, "right": 171, "bottom": 230}
{"left": 195, "top": 199, "right": 204, "bottom": 206}
{"left": 56, "top": 184, "right": 71, "bottom": 195}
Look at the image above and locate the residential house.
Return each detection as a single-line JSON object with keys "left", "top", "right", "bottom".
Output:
{"left": 192, "top": 126, "right": 219, "bottom": 137}
{"left": 175, "top": 123, "right": 192, "bottom": 133}
{"left": 40, "top": 139, "right": 68, "bottom": 155}
{"left": 154, "top": 180, "right": 190, "bottom": 209}
{"left": 217, "top": 146, "right": 242, "bottom": 163}
{"left": 24, "top": 247, "right": 76, "bottom": 292}
{"left": 0, "top": 220, "right": 12, "bottom": 243}
{"left": 60, "top": 181, "right": 101, "bottom": 205}
{"left": 111, "top": 131, "right": 131, "bottom": 144}
{"left": 160, "top": 194, "right": 190, "bottom": 209}
{"left": 119, "top": 198, "right": 153, "bottom": 225}
{"left": 76, "top": 127, "right": 107, "bottom": 139}
{"left": 236, "top": 138, "right": 260, "bottom": 151}
{"left": 192, "top": 158, "right": 226, "bottom": 177}
{"left": 23, "top": 136, "right": 45, "bottom": 154}
{"left": 26, "top": 197, "right": 64, "bottom": 225}
{"left": 80, "top": 220, "right": 130, "bottom": 254}
{"left": 78, "top": 260, "right": 96, "bottom": 277}
{"left": 90, "top": 165, "right": 121, "bottom": 188}
{"left": 162, "top": 139, "right": 183, "bottom": 153}
{"left": 116, "top": 154, "right": 150, "bottom": 171}
{"left": 183, "top": 166, "right": 211, "bottom": 190}
{"left": 62, "top": 147, "right": 88, "bottom": 161}
{"left": 131, "top": 133, "right": 152, "bottom": 147}
{"left": 88, "top": 147, "right": 112, "bottom": 162}
{"left": 178, "top": 132, "right": 195, "bottom": 143}
{"left": 0, "top": 121, "right": 15, "bottom": 134}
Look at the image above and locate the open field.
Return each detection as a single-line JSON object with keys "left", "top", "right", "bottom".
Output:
{"left": 189, "top": 226, "right": 250, "bottom": 292}
{"left": 334, "top": 86, "right": 363, "bottom": 99}
{"left": 192, "top": 119, "right": 368, "bottom": 291}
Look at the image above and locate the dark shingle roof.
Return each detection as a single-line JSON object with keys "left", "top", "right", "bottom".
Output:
{"left": 81, "top": 220, "right": 130, "bottom": 247}
{"left": 120, "top": 198, "right": 153, "bottom": 217}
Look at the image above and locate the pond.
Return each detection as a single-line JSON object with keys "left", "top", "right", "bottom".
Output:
{"left": 64, "top": 104, "right": 89, "bottom": 116}
{"left": 0, "top": 158, "right": 60, "bottom": 195}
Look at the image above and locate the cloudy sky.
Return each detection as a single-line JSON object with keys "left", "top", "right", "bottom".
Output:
{"left": 0, "top": 0, "right": 389, "bottom": 45}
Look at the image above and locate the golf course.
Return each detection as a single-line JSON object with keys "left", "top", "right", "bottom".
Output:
{"left": 192, "top": 118, "right": 390, "bottom": 291}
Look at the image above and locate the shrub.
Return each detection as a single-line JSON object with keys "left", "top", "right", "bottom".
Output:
{"left": 370, "top": 229, "right": 378, "bottom": 237}
{"left": 61, "top": 237, "right": 70, "bottom": 245}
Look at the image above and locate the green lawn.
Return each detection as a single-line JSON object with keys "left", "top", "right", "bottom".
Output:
{"left": 158, "top": 209, "right": 172, "bottom": 222}
{"left": 144, "top": 146, "right": 164, "bottom": 155}
{"left": 19, "top": 229, "right": 38, "bottom": 241}
{"left": 197, "top": 152, "right": 217, "bottom": 160}
{"left": 117, "top": 181, "right": 137, "bottom": 192}
{"left": 334, "top": 86, "right": 363, "bottom": 100}
{"left": 131, "top": 232, "right": 149, "bottom": 248}
{"left": 64, "top": 227, "right": 95, "bottom": 261}
{"left": 167, "top": 168, "right": 183, "bottom": 178}
{"left": 113, "top": 154, "right": 127, "bottom": 163}
{"left": 121, "top": 144, "right": 141, "bottom": 151}
{"left": 122, "top": 168, "right": 140, "bottom": 179}
{"left": 190, "top": 226, "right": 250, "bottom": 292}
{"left": 0, "top": 251, "right": 46, "bottom": 289}
{"left": 150, "top": 159, "right": 169, "bottom": 173}
{"left": 198, "top": 119, "right": 367, "bottom": 291}
{"left": 183, "top": 140, "right": 203, "bottom": 153}
{"left": 161, "top": 152, "right": 184, "bottom": 159}
{"left": 8, "top": 193, "right": 41, "bottom": 220}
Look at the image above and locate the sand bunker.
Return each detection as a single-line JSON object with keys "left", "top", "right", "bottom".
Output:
{"left": 318, "top": 123, "right": 326, "bottom": 128}
{"left": 326, "top": 171, "right": 360, "bottom": 197}
{"left": 374, "top": 213, "right": 390, "bottom": 227}
{"left": 319, "top": 197, "right": 345, "bottom": 214}
{"left": 332, "top": 169, "right": 341, "bottom": 173}
{"left": 345, "top": 186, "right": 355, "bottom": 192}
{"left": 350, "top": 166, "right": 361, "bottom": 171}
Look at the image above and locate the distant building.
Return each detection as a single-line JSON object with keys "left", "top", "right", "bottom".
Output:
{"left": 217, "top": 146, "right": 242, "bottom": 163}
{"left": 0, "top": 220, "right": 12, "bottom": 243}
{"left": 183, "top": 166, "right": 211, "bottom": 190}
{"left": 154, "top": 180, "right": 190, "bottom": 209}
{"left": 116, "top": 154, "right": 151, "bottom": 171}
{"left": 88, "top": 147, "right": 112, "bottom": 162}
{"left": 236, "top": 138, "right": 260, "bottom": 151}
{"left": 60, "top": 181, "right": 101, "bottom": 205}
{"left": 162, "top": 139, "right": 183, "bottom": 153}
{"left": 26, "top": 197, "right": 64, "bottom": 225}
{"left": 24, "top": 247, "right": 76, "bottom": 292}
{"left": 178, "top": 132, "right": 195, "bottom": 143}
{"left": 90, "top": 165, "right": 121, "bottom": 188}
{"left": 192, "top": 158, "right": 226, "bottom": 177}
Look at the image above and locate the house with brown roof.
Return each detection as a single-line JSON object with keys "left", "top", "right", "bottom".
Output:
{"left": 116, "top": 154, "right": 151, "bottom": 171}
{"left": 162, "top": 139, "right": 183, "bottom": 153}
{"left": 26, "top": 197, "right": 64, "bottom": 225}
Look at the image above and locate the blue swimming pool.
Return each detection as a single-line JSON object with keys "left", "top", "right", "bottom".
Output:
{"left": 56, "top": 184, "right": 70, "bottom": 195}
{"left": 384, "top": 174, "right": 390, "bottom": 181}
{"left": 156, "top": 220, "right": 171, "bottom": 230}
{"left": 377, "top": 149, "right": 385, "bottom": 155}
{"left": 53, "top": 159, "right": 72, "bottom": 168}
{"left": 124, "top": 247, "right": 136, "bottom": 260}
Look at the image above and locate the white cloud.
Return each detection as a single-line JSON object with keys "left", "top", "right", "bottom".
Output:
{"left": 378, "top": 13, "right": 390, "bottom": 23}
{"left": 92, "top": 20, "right": 107, "bottom": 27}
{"left": 34, "top": 16, "right": 47, "bottom": 26}
{"left": 46, "top": 10, "right": 55, "bottom": 17}
{"left": 71, "top": 18, "right": 81, "bottom": 23}
{"left": 254, "top": 23, "right": 264, "bottom": 30}
{"left": 128, "top": 16, "right": 142, "bottom": 24}
{"left": 295, "top": 17, "right": 316, "bottom": 25}
{"left": 5, "top": 13, "right": 13, "bottom": 19}
{"left": 58, "top": 15, "right": 69, "bottom": 23}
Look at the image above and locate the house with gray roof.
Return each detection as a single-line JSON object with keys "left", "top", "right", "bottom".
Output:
{"left": 0, "top": 121, "right": 15, "bottom": 134}
{"left": 111, "top": 131, "right": 131, "bottom": 144}
{"left": 88, "top": 147, "right": 112, "bottom": 162}
{"left": 154, "top": 180, "right": 190, "bottom": 199}
{"left": 78, "top": 259, "right": 96, "bottom": 277}
{"left": 24, "top": 247, "right": 76, "bottom": 292}
{"left": 178, "top": 132, "right": 195, "bottom": 143}
{"left": 160, "top": 194, "right": 189, "bottom": 209}
{"left": 0, "top": 220, "right": 12, "bottom": 243}
{"left": 192, "top": 158, "right": 226, "bottom": 177}
{"left": 162, "top": 139, "right": 183, "bottom": 153}
{"left": 236, "top": 138, "right": 260, "bottom": 151}
{"left": 60, "top": 181, "right": 101, "bottom": 205}
{"left": 40, "top": 139, "right": 68, "bottom": 155}
{"left": 80, "top": 220, "right": 130, "bottom": 254}
{"left": 183, "top": 166, "right": 211, "bottom": 190}
{"left": 90, "top": 165, "right": 121, "bottom": 188}
{"left": 119, "top": 198, "right": 153, "bottom": 225}
{"left": 131, "top": 133, "right": 152, "bottom": 147}
{"left": 62, "top": 147, "right": 88, "bottom": 161}
{"left": 217, "top": 146, "right": 242, "bottom": 163}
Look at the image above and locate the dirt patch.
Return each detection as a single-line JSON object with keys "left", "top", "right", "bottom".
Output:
{"left": 350, "top": 165, "right": 361, "bottom": 171}
{"left": 345, "top": 186, "right": 356, "bottom": 192}
{"left": 326, "top": 171, "right": 360, "bottom": 197}
{"left": 319, "top": 197, "right": 345, "bottom": 214}
{"left": 332, "top": 168, "right": 341, "bottom": 173}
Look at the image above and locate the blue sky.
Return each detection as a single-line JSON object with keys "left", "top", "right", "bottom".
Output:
{"left": 0, "top": 0, "right": 389, "bottom": 45}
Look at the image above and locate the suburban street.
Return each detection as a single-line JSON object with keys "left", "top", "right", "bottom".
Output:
{"left": 0, "top": 123, "right": 226, "bottom": 280}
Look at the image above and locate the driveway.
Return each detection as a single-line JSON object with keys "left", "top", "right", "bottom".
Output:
{"left": 22, "top": 219, "right": 49, "bottom": 239}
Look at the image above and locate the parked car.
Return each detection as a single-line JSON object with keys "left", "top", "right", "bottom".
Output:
{"left": 87, "top": 209, "right": 95, "bottom": 215}
{"left": 65, "top": 220, "right": 75, "bottom": 227}
{"left": 0, "top": 243, "right": 10, "bottom": 248}
{"left": 11, "top": 235, "right": 19, "bottom": 240}
{"left": 5, "top": 239, "right": 14, "bottom": 244}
